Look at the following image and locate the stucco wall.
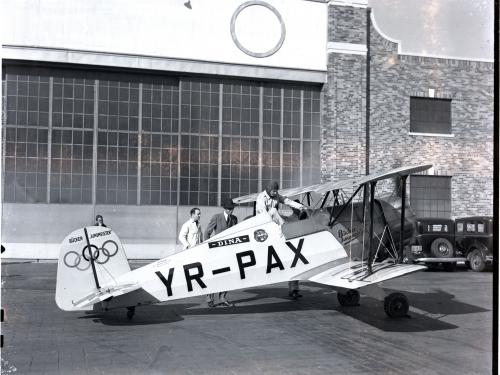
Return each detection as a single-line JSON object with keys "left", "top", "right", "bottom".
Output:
{"left": 1, "top": 203, "right": 253, "bottom": 259}
{"left": 2, "top": 0, "right": 327, "bottom": 73}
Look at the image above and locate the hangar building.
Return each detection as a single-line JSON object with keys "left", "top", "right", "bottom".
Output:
{"left": 1, "top": 0, "right": 493, "bottom": 258}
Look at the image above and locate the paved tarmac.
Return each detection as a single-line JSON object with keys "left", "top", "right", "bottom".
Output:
{"left": 1, "top": 261, "right": 494, "bottom": 375}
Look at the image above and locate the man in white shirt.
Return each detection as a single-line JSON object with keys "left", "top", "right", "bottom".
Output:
{"left": 178, "top": 208, "right": 203, "bottom": 250}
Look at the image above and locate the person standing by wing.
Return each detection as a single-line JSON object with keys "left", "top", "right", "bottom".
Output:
{"left": 256, "top": 181, "right": 306, "bottom": 300}
{"left": 179, "top": 208, "right": 203, "bottom": 250}
{"left": 204, "top": 197, "right": 238, "bottom": 307}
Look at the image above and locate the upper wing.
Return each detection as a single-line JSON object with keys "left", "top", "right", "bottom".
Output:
{"left": 232, "top": 182, "right": 324, "bottom": 204}
{"left": 300, "top": 261, "right": 426, "bottom": 290}
{"left": 232, "top": 164, "right": 432, "bottom": 204}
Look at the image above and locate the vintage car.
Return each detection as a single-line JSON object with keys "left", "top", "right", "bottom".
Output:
{"left": 455, "top": 216, "right": 493, "bottom": 272}
{"left": 406, "top": 217, "right": 466, "bottom": 271}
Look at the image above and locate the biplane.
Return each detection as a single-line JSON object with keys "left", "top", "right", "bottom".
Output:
{"left": 56, "top": 164, "right": 431, "bottom": 319}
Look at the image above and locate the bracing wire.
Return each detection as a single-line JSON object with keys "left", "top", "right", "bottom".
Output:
{"left": 374, "top": 229, "right": 398, "bottom": 260}
{"left": 386, "top": 225, "right": 399, "bottom": 259}
{"left": 372, "top": 226, "right": 395, "bottom": 266}
{"left": 99, "top": 264, "right": 119, "bottom": 285}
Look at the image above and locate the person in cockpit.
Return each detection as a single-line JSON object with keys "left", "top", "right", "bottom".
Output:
{"left": 256, "top": 182, "right": 307, "bottom": 300}
{"left": 256, "top": 181, "right": 306, "bottom": 226}
{"left": 95, "top": 214, "right": 107, "bottom": 227}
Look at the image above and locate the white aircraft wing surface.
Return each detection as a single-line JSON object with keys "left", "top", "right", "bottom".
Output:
{"left": 232, "top": 183, "right": 322, "bottom": 204}
{"left": 354, "top": 164, "right": 433, "bottom": 186}
{"left": 304, "top": 261, "right": 427, "bottom": 290}
{"left": 232, "top": 164, "right": 432, "bottom": 204}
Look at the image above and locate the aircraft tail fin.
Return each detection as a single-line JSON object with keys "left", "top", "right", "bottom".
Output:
{"left": 55, "top": 226, "right": 131, "bottom": 311}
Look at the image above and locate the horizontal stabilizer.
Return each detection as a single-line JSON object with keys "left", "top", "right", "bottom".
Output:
{"left": 72, "top": 282, "right": 140, "bottom": 308}
{"left": 306, "top": 261, "right": 426, "bottom": 290}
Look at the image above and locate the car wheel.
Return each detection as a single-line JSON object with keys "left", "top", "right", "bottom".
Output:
{"left": 337, "top": 289, "right": 360, "bottom": 306}
{"left": 469, "top": 249, "right": 485, "bottom": 272}
{"left": 430, "top": 238, "right": 453, "bottom": 258}
{"left": 384, "top": 292, "right": 409, "bottom": 318}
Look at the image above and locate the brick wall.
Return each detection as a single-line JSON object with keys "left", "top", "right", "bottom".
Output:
{"left": 323, "top": 5, "right": 367, "bottom": 183}
{"left": 324, "top": 3, "right": 494, "bottom": 217}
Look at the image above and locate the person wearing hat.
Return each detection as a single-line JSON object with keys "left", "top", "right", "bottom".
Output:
{"left": 256, "top": 181, "right": 306, "bottom": 226}
{"left": 256, "top": 181, "right": 307, "bottom": 299}
{"left": 204, "top": 197, "right": 238, "bottom": 307}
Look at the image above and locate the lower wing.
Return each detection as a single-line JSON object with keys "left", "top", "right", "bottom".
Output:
{"left": 302, "top": 261, "right": 426, "bottom": 290}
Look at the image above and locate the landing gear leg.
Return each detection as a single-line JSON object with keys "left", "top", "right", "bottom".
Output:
{"left": 126, "top": 306, "right": 135, "bottom": 320}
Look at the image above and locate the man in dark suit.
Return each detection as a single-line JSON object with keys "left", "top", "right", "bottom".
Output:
{"left": 205, "top": 197, "right": 238, "bottom": 307}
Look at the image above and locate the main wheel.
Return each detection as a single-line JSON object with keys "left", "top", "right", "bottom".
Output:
{"left": 384, "top": 292, "right": 409, "bottom": 318}
{"left": 430, "top": 238, "right": 453, "bottom": 258}
{"left": 337, "top": 289, "right": 360, "bottom": 306}
{"left": 469, "top": 249, "right": 485, "bottom": 272}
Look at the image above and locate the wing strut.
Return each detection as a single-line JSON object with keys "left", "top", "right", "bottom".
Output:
{"left": 367, "top": 181, "right": 377, "bottom": 273}
{"left": 320, "top": 191, "right": 330, "bottom": 208}
{"left": 361, "top": 183, "right": 368, "bottom": 271}
{"left": 329, "top": 184, "right": 363, "bottom": 227}
{"left": 398, "top": 175, "right": 408, "bottom": 263}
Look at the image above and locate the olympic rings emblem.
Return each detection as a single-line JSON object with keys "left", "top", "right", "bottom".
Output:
{"left": 63, "top": 240, "right": 119, "bottom": 271}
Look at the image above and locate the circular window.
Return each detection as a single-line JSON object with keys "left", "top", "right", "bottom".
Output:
{"left": 230, "top": 1, "right": 286, "bottom": 58}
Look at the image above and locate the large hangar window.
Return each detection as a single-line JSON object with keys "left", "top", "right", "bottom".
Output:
{"left": 51, "top": 71, "right": 95, "bottom": 204}
{"left": 2, "top": 65, "right": 321, "bottom": 206}
{"left": 97, "top": 76, "right": 140, "bottom": 205}
{"left": 180, "top": 79, "right": 220, "bottom": 206}
{"left": 221, "top": 80, "right": 260, "bottom": 202}
{"left": 410, "top": 175, "right": 452, "bottom": 218}
{"left": 3, "top": 68, "right": 49, "bottom": 203}
{"left": 262, "top": 85, "right": 282, "bottom": 185}
{"left": 141, "top": 77, "right": 179, "bottom": 205}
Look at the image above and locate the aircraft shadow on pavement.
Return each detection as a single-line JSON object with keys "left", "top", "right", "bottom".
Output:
{"left": 80, "top": 285, "right": 488, "bottom": 332}
{"left": 79, "top": 304, "right": 191, "bottom": 325}
{"left": 330, "top": 299, "right": 458, "bottom": 333}
{"left": 382, "top": 288, "right": 490, "bottom": 316}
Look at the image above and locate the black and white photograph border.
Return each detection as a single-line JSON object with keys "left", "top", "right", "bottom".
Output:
{"left": 0, "top": 0, "right": 496, "bottom": 374}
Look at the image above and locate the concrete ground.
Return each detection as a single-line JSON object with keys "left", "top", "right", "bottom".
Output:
{"left": 1, "top": 261, "right": 494, "bottom": 375}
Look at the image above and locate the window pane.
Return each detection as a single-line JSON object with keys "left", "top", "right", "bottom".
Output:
{"left": 410, "top": 97, "right": 451, "bottom": 134}
{"left": 140, "top": 75, "right": 180, "bottom": 205}
{"left": 410, "top": 175, "right": 452, "bottom": 218}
